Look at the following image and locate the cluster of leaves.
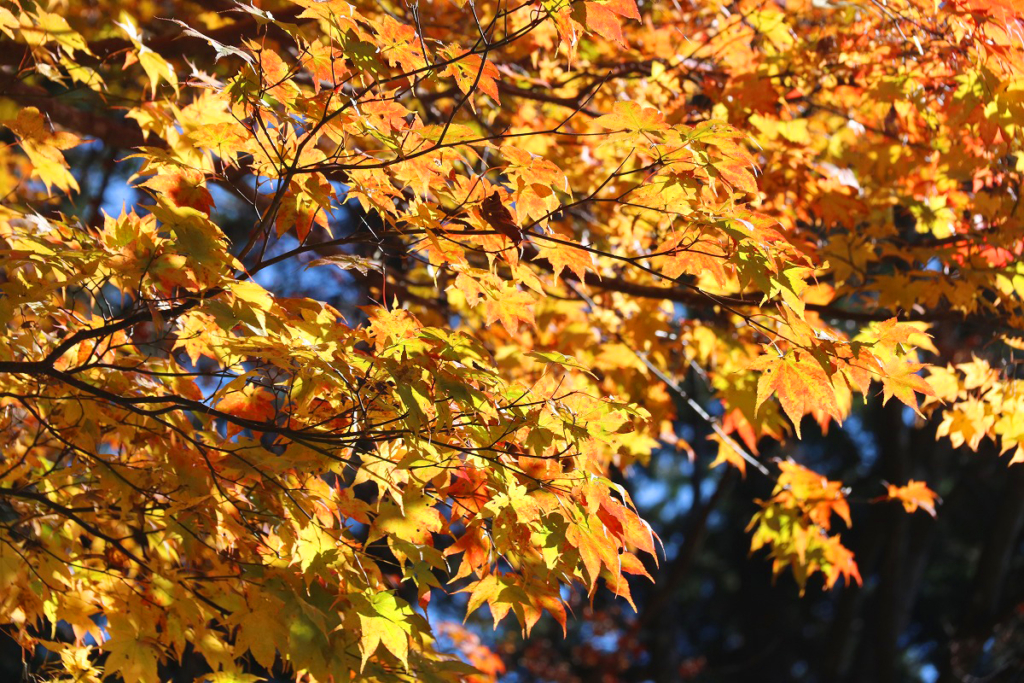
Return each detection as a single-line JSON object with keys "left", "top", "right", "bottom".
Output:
{"left": 748, "top": 460, "right": 860, "bottom": 592}
{"left": 0, "top": 0, "right": 1021, "bottom": 680}
{"left": 928, "top": 355, "right": 1024, "bottom": 463}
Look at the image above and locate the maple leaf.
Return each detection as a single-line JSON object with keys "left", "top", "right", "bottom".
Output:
{"left": 357, "top": 591, "right": 412, "bottom": 671}
{"left": 594, "top": 101, "right": 668, "bottom": 142}
{"left": 215, "top": 384, "right": 277, "bottom": 436}
{"left": 596, "top": 0, "right": 641, "bottom": 20}
{"left": 366, "top": 304, "right": 422, "bottom": 352}
{"left": 480, "top": 283, "right": 535, "bottom": 333}
{"left": 821, "top": 535, "right": 862, "bottom": 590}
{"left": 872, "top": 318, "right": 920, "bottom": 347}
{"left": 534, "top": 241, "right": 594, "bottom": 283}
{"left": 21, "top": 9, "right": 92, "bottom": 53}
{"left": 462, "top": 573, "right": 529, "bottom": 629}
{"left": 303, "top": 38, "right": 349, "bottom": 93}
{"left": 884, "top": 480, "right": 940, "bottom": 517}
{"left": 440, "top": 47, "right": 501, "bottom": 103}
{"left": 5, "top": 107, "right": 82, "bottom": 195}
{"left": 369, "top": 490, "right": 445, "bottom": 546}
{"left": 584, "top": 2, "right": 629, "bottom": 47}
{"left": 880, "top": 358, "right": 936, "bottom": 416}
{"left": 233, "top": 596, "right": 289, "bottom": 670}
{"left": 139, "top": 167, "right": 214, "bottom": 213}
{"left": 749, "top": 352, "right": 842, "bottom": 438}
{"left": 655, "top": 231, "right": 731, "bottom": 286}
{"left": 501, "top": 146, "right": 567, "bottom": 225}
{"left": 374, "top": 14, "right": 427, "bottom": 73}
{"left": 102, "top": 621, "right": 160, "bottom": 683}
{"left": 709, "top": 434, "right": 747, "bottom": 477}
{"left": 713, "top": 157, "right": 759, "bottom": 195}
{"left": 274, "top": 174, "right": 335, "bottom": 242}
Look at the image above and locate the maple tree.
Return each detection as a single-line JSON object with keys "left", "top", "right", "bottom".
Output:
{"left": 0, "top": 0, "right": 1022, "bottom": 680}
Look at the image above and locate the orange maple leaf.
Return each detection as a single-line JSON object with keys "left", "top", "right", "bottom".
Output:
{"left": 750, "top": 352, "right": 842, "bottom": 438}
{"left": 884, "top": 480, "right": 940, "bottom": 517}
{"left": 880, "top": 358, "right": 936, "bottom": 416}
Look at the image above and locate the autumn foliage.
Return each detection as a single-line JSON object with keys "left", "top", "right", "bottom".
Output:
{"left": 0, "top": 0, "right": 1022, "bottom": 680}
